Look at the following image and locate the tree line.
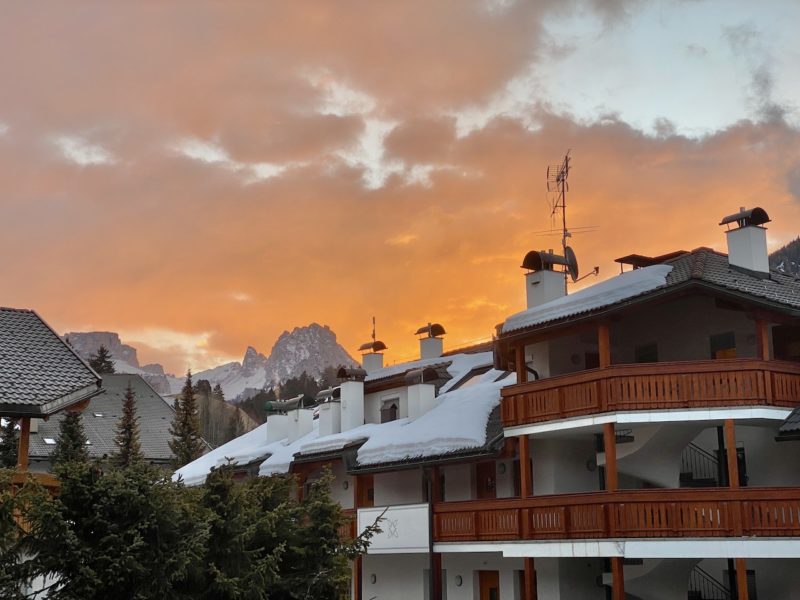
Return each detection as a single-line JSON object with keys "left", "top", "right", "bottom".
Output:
{"left": 1, "top": 349, "right": 378, "bottom": 598}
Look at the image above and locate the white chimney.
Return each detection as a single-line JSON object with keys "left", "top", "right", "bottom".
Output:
{"left": 407, "top": 383, "right": 436, "bottom": 419}
{"left": 287, "top": 409, "right": 314, "bottom": 443}
{"left": 416, "top": 323, "right": 446, "bottom": 360}
{"left": 319, "top": 400, "right": 341, "bottom": 437}
{"left": 362, "top": 352, "right": 384, "bottom": 374}
{"left": 721, "top": 207, "right": 771, "bottom": 275}
{"left": 29, "top": 418, "right": 39, "bottom": 434}
{"left": 265, "top": 414, "right": 288, "bottom": 443}
{"left": 521, "top": 250, "right": 567, "bottom": 309}
{"left": 340, "top": 380, "right": 365, "bottom": 432}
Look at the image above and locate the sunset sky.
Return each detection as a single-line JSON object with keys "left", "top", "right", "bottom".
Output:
{"left": 2, "top": 1, "right": 799, "bottom": 373}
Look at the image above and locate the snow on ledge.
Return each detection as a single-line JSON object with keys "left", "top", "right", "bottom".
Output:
{"left": 173, "top": 422, "right": 284, "bottom": 486}
{"left": 356, "top": 370, "right": 514, "bottom": 466}
{"left": 502, "top": 264, "right": 673, "bottom": 333}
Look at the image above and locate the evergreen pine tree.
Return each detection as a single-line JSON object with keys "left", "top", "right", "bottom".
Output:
{"left": 169, "top": 371, "right": 205, "bottom": 468}
{"left": 0, "top": 419, "right": 18, "bottom": 468}
{"left": 113, "top": 381, "right": 143, "bottom": 468}
{"left": 51, "top": 411, "right": 89, "bottom": 467}
{"left": 88, "top": 344, "right": 116, "bottom": 374}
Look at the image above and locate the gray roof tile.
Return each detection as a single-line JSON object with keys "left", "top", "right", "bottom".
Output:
{"left": 28, "top": 373, "right": 175, "bottom": 463}
{"left": 0, "top": 308, "right": 101, "bottom": 416}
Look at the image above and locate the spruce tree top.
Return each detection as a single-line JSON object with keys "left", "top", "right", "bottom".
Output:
{"left": 89, "top": 344, "right": 116, "bottom": 375}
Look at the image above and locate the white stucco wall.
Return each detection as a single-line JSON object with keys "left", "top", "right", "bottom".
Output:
{"left": 365, "top": 387, "right": 409, "bottom": 424}
{"left": 692, "top": 424, "right": 800, "bottom": 487}
{"left": 374, "top": 469, "right": 423, "bottom": 506}
{"left": 443, "top": 464, "right": 473, "bottom": 502}
{"left": 442, "top": 552, "right": 523, "bottom": 600}
{"left": 362, "top": 553, "right": 428, "bottom": 600}
{"left": 610, "top": 295, "right": 759, "bottom": 364}
{"left": 532, "top": 436, "right": 599, "bottom": 495}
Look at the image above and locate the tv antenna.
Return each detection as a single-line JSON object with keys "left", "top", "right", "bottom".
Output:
{"left": 546, "top": 150, "right": 599, "bottom": 292}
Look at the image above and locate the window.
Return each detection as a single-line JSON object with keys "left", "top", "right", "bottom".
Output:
{"left": 710, "top": 331, "right": 736, "bottom": 359}
{"left": 635, "top": 342, "right": 658, "bottom": 363}
{"left": 43, "top": 438, "right": 56, "bottom": 445}
{"left": 380, "top": 400, "right": 399, "bottom": 423}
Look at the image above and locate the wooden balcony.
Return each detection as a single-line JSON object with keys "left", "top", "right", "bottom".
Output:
{"left": 433, "top": 487, "right": 800, "bottom": 543}
{"left": 339, "top": 508, "right": 356, "bottom": 540}
{"left": 501, "top": 358, "right": 800, "bottom": 428}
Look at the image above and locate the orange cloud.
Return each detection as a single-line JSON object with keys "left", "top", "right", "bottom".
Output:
{"left": 0, "top": 2, "right": 798, "bottom": 373}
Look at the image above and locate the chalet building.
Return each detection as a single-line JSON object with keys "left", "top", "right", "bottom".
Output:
{"left": 0, "top": 307, "right": 102, "bottom": 484}
{"left": 26, "top": 373, "right": 176, "bottom": 471}
{"left": 177, "top": 207, "right": 800, "bottom": 600}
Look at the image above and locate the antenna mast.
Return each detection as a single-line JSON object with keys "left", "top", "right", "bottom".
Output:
{"left": 547, "top": 150, "right": 571, "bottom": 293}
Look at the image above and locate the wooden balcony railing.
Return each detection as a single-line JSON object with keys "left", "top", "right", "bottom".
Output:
{"left": 501, "top": 359, "right": 800, "bottom": 427}
{"left": 339, "top": 509, "right": 356, "bottom": 540}
{"left": 433, "top": 487, "right": 800, "bottom": 543}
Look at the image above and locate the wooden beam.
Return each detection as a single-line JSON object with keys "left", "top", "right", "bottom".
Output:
{"left": 353, "top": 555, "right": 363, "bottom": 600}
{"left": 523, "top": 557, "right": 537, "bottom": 600}
{"left": 755, "top": 319, "right": 770, "bottom": 360}
{"left": 735, "top": 558, "right": 749, "bottom": 600}
{"left": 598, "top": 322, "right": 611, "bottom": 368}
{"left": 611, "top": 557, "right": 625, "bottom": 600}
{"left": 724, "top": 419, "right": 740, "bottom": 489}
{"left": 515, "top": 346, "right": 527, "bottom": 384}
{"left": 16, "top": 417, "right": 30, "bottom": 471}
{"left": 431, "top": 552, "right": 443, "bottom": 600}
{"left": 603, "top": 423, "right": 618, "bottom": 492}
{"left": 519, "top": 435, "right": 532, "bottom": 498}
{"left": 431, "top": 466, "right": 442, "bottom": 504}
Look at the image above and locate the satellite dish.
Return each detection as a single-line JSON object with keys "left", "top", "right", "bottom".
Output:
{"left": 565, "top": 246, "right": 579, "bottom": 282}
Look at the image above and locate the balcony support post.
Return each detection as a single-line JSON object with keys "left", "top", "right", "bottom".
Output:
{"left": 431, "top": 551, "right": 443, "bottom": 600}
{"left": 724, "top": 419, "right": 739, "bottom": 489}
{"left": 523, "top": 557, "right": 537, "bottom": 600}
{"left": 519, "top": 435, "right": 532, "bottom": 498}
{"left": 597, "top": 322, "right": 611, "bottom": 368}
{"left": 755, "top": 319, "right": 770, "bottom": 360}
{"left": 611, "top": 557, "right": 625, "bottom": 600}
{"left": 515, "top": 345, "right": 527, "bottom": 385}
{"left": 353, "top": 555, "right": 363, "bottom": 600}
{"left": 603, "top": 423, "right": 618, "bottom": 492}
{"left": 735, "top": 558, "right": 749, "bottom": 600}
{"left": 16, "top": 417, "right": 30, "bottom": 471}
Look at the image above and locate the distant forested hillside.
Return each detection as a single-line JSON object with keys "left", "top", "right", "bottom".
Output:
{"left": 770, "top": 237, "right": 800, "bottom": 275}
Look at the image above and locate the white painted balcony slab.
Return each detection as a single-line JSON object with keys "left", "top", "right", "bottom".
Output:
{"left": 358, "top": 503, "right": 430, "bottom": 554}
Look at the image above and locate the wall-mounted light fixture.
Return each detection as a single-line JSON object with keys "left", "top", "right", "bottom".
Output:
{"left": 370, "top": 574, "right": 377, "bottom": 584}
{"left": 455, "top": 575, "right": 463, "bottom": 587}
{"left": 497, "top": 463, "right": 507, "bottom": 475}
{"left": 343, "top": 480, "right": 349, "bottom": 490}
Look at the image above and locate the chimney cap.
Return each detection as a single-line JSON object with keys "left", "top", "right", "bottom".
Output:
{"left": 719, "top": 207, "right": 770, "bottom": 228}
{"left": 521, "top": 250, "right": 569, "bottom": 272}
{"left": 414, "top": 323, "right": 446, "bottom": 338}
{"left": 315, "top": 386, "right": 341, "bottom": 402}
{"left": 358, "top": 340, "right": 387, "bottom": 353}
{"left": 337, "top": 367, "right": 367, "bottom": 381}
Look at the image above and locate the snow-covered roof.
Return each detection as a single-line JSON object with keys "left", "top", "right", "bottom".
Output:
{"left": 502, "top": 264, "right": 673, "bottom": 333}
{"left": 357, "top": 369, "right": 511, "bottom": 466}
{"left": 366, "top": 351, "right": 493, "bottom": 391}
{"left": 173, "top": 422, "right": 284, "bottom": 486}
{"left": 175, "top": 350, "right": 505, "bottom": 485}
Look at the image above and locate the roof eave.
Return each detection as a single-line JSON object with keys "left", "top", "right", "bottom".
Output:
{"left": 0, "top": 383, "right": 104, "bottom": 418}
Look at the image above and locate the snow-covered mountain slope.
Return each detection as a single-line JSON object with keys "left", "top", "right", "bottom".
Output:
{"left": 194, "top": 323, "right": 357, "bottom": 401}
{"left": 63, "top": 323, "right": 357, "bottom": 402}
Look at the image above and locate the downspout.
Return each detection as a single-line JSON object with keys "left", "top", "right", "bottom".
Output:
{"left": 426, "top": 466, "right": 436, "bottom": 600}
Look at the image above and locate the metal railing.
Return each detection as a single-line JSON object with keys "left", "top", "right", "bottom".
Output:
{"left": 681, "top": 443, "right": 720, "bottom": 486}
{"left": 688, "top": 565, "right": 731, "bottom": 600}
